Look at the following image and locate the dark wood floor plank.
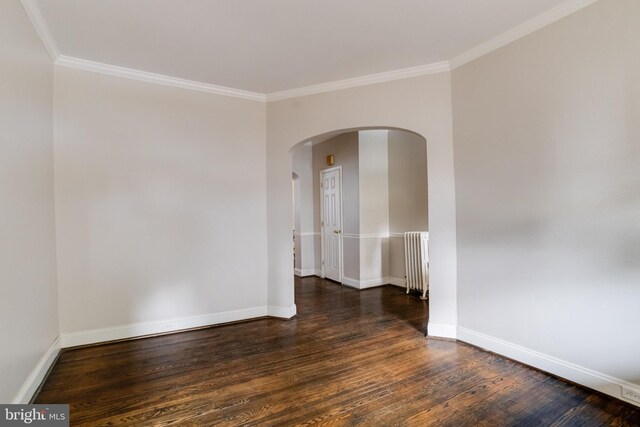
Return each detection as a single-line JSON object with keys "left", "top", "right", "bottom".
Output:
{"left": 35, "top": 276, "right": 640, "bottom": 426}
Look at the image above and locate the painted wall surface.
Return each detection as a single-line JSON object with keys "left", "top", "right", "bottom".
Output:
{"left": 54, "top": 67, "right": 269, "bottom": 334}
{"left": 291, "top": 144, "right": 315, "bottom": 275}
{"left": 388, "top": 130, "right": 429, "bottom": 280}
{"left": 0, "top": 0, "right": 59, "bottom": 403}
{"left": 292, "top": 174, "right": 301, "bottom": 271}
{"left": 267, "top": 73, "right": 457, "bottom": 333}
{"left": 358, "top": 130, "right": 390, "bottom": 282}
{"left": 453, "top": 0, "right": 640, "bottom": 387}
{"left": 312, "top": 132, "right": 360, "bottom": 280}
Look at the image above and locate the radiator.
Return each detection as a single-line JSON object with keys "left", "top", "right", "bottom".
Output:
{"left": 404, "top": 231, "right": 429, "bottom": 299}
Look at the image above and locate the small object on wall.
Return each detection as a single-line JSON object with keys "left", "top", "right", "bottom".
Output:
{"left": 326, "top": 155, "right": 335, "bottom": 166}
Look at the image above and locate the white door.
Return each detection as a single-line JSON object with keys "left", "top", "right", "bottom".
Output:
{"left": 321, "top": 167, "right": 342, "bottom": 282}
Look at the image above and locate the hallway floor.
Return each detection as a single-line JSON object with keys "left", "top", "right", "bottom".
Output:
{"left": 35, "top": 276, "right": 640, "bottom": 425}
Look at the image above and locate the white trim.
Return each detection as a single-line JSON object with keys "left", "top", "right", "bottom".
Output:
{"left": 450, "top": 0, "right": 600, "bottom": 69}
{"left": 19, "top": 0, "right": 59, "bottom": 61}
{"left": 294, "top": 268, "right": 316, "bottom": 277}
{"left": 427, "top": 322, "right": 457, "bottom": 339}
{"left": 359, "top": 277, "right": 390, "bottom": 289}
{"left": 13, "top": 336, "right": 61, "bottom": 403}
{"left": 342, "top": 233, "right": 407, "bottom": 239}
{"left": 341, "top": 276, "right": 392, "bottom": 289}
{"left": 457, "top": 326, "right": 640, "bottom": 407}
{"left": 266, "top": 61, "right": 450, "bottom": 102}
{"left": 60, "top": 306, "right": 268, "bottom": 348}
{"left": 55, "top": 56, "right": 267, "bottom": 102}
{"left": 358, "top": 233, "right": 390, "bottom": 239}
{"left": 20, "top": 0, "right": 597, "bottom": 103}
{"left": 267, "top": 304, "right": 297, "bottom": 319}
{"left": 341, "top": 276, "right": 361, "bottom": 289}
{"left": 294, "top": 232, "right": 317, "bottom": 237}
{"left": 388, "top": 277, "right": 406, "bottom": 287}
{"left": 314, "top": 269, "right": 323, "bottom": 277}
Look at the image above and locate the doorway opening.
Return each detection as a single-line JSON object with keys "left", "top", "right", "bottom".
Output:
{"left": 320, "top": 165, "right": 343, "bottom": 283}
{"left": 291, "top": 127, "right": 429, "bottom": 327}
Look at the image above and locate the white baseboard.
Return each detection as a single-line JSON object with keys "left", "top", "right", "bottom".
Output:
{"left": 457, "top": 326, "right": 640, "bottom": 407}
{"left": 294, "top": 268, "right": 315, "bottom": 277}
{"left": 341, "top": 276, "right": 361, "bottom": 289}
{"left": 268, "top": 304, "right": 297, "bottom": 319}
{"left": 314, "top": 269, "right": 323, "bottom": 277}
{"left": 359, "top": 277, "right": 390, "bottom": 289}
{"left": 342, "top": 276, "right": 400, "bottom": 289}
{"left": 60, "top": 306, "right": 269, "bottom": 348}
{"left": 427, "top": 322, "right": 457, "bottom": 339}
{"left": 13, "top": 336, "right": 61, "bottom": 403}
{"left": 388, "top": 277, "right": 406, "bottom": 287}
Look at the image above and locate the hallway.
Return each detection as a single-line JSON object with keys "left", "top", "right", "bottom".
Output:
{"left": 35, "top": 277, "right": 639, "bottom": 425}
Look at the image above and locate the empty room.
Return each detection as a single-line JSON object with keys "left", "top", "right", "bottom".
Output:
{"left": 2, "top": 0, "right": 639, "bottom": 425}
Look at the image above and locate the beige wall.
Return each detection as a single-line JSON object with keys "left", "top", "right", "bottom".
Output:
{"left": 292, "top": 144, "right": 315, "bottom": 275}
{"left": 358, "top": 130, "right": 390, "bottom": 282}
{"left": 358, "top": 130, "right": 390, "bottom": 235}
{"left": 388, "top": 130, "right": 428, "bottom": 280}
{"left": 267, "top": 73, "right": 458, "bottom": 333}
{"left": 0, "top": 0, "right": 59, "bottom": 403}
{"left": 452, "top": 0, "right": 640, "bottom": 394}
{"left": 388, "top": 130, "right": 428, "bottom": 232}
{"left": 54, "top": 67, "right": 269, "bottom": 335}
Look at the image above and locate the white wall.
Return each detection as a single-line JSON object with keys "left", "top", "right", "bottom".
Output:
{"left": 358, "top": 130, "right": 390, "bottom": 283}
{"left": 0, "top": 0, "right": 59, "bottom": 403}
{"left": 388, "top": 130, "right": 428, "bottom": 281}
{"left": 452, "top": 0, "right": 640, "bottom": 401}
{"left": 53, "top": 67, "right": 269, "bottom": 338}
{"left": 292, "top": 144, "right": 315, "bottom": 276}
{"left": 267, "top": 73, "right": 458, "bottom": 335}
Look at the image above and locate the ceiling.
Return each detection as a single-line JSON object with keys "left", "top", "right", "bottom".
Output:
{"left": 35, "top": 0, "right": 570, "bottom": 94}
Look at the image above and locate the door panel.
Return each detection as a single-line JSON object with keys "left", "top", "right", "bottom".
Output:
{"left": 321, "top": 168, "right": 342, "bottom": 282}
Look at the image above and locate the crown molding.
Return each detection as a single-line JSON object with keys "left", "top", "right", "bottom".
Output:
{"left": 20, "top": 0, "right": 59, "bottom": 61}
{"left": 266, "top": 61, "right": 451, "bottom": 102}
{"left": 21, "top": 0, "right": 599, "bottom": 102}
{"left": 450, "top": 0, "right": 600, "bottom": 69}
{"left": 55, "top": 56, "right": 267, "bottom": 102}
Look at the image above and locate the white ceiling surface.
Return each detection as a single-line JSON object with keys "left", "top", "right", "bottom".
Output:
{"left": 36, "top": 0, "right": 568, "bottom": 94}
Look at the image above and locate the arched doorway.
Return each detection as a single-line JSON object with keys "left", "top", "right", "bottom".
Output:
{"left": 265, "top": 76, "right": 459, "bottom": 339}
{"left": 290, "top": 127, "right": 430, "bottom": 325}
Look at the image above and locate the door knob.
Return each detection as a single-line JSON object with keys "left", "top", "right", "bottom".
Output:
{"left": 333, "top": 229, "right": 341, "bottom": 234}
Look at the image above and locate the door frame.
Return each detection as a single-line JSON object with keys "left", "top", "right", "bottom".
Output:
{"left": 319, "top": 165, "right": 344, "bottom": 283}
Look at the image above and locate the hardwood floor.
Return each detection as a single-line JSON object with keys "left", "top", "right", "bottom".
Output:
{"left": 36, "top": 276, "right": 640, "bottom": 426}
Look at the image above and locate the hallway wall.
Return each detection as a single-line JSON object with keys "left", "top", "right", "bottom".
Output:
{"left": 292, "top": 144, "right": 315, "bottom": 276}
{"left": 312, "top": 132, "right": 360, "bottom": 281}
{"left": 388, "top": 130, "right": 429, "bottom": 281}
